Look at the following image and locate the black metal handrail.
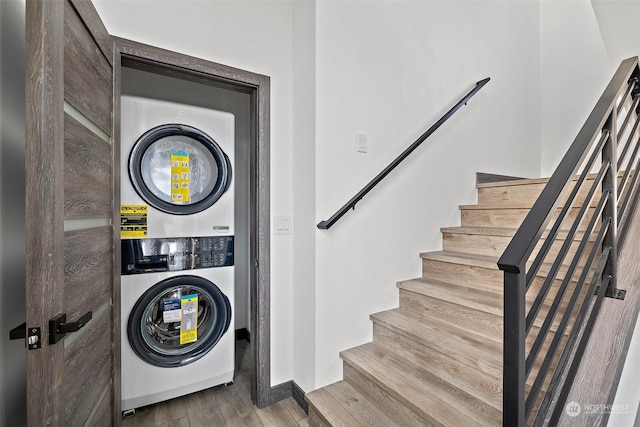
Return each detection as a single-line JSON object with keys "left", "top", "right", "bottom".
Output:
{"left": 498, "top": 57, "right": 640, "bottom": 426}
{"left": 317, "top": 78, "right": 490, "bottom": 230}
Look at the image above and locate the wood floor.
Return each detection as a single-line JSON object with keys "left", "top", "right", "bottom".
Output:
{"left": 122, "top": 340, "right": 309, "bottom": 427}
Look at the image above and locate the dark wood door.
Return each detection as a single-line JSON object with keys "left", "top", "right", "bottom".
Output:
{"left": 25, "top": 0, "right": 118, "bottom": 425}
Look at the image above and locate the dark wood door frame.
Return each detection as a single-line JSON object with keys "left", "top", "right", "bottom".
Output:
{"left": 113, "top": 37, "right": 272, "bottom": 409}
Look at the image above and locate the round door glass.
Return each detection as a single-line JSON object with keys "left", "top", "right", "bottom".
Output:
{"left": 127, "top": 275, "right": 231, "bottom": 367}
{"left": 129, "top": 124, "right": 231, "bottom": 215}
{"left": 140, "top": 135, "right": 219, "bottom": 205}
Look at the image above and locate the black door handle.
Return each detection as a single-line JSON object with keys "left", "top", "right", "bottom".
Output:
{"left": 49, "top": 311, "right": 92, "bottom": 344}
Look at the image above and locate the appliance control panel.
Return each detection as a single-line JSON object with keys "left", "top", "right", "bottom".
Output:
{"left": 121, "top": 236, "right": 234, "bottom": 275}
{"left": 193, "top": 236, "right": 234, "bottom": 268}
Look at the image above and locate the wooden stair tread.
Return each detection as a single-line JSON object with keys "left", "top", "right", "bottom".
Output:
{"left": 305, "top": 380, "right": 399, "bottom": 427}
{"left": 460, "top": 204, "right": 534, "bottom": 210}
{"left": 341, "top": 343, "right": 501, "bottom": 426}
{"left": 421, "top": 250, "right": 498, "bottom": 269}
{"left": 441, "top": 226, "right": 519, "bottom": 236}
{"left": 441, "top": 226, "right": 597, "bottom": 242}
{"left": 476, "top": 177, "right": 550, "bottom": 189}
{"left": 305, "top": 383, "right": 361, "bottom": 427}
{"left": 459, "top": 204, "right": 598, "bottom": 212}
{"left": 475, "top": 170, "right": 623, "bottom": 189}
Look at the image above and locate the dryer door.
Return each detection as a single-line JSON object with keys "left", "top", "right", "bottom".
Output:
{"left": 129, "top": 124, "right": 232, "bottom": 215}
{"left": 127, "top": 275, "right": 232, "bottom": 367}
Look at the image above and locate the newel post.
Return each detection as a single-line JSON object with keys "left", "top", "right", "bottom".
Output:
{"left": 602, "top": 112, "right": 618, "bottom": 294}
{"left": 502, "top": 265, "right": 527, "bottom": 427}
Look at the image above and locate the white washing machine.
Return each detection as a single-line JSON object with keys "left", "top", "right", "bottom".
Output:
{"left": 120, "top": 96, "right": 235, "bottom": 413}
{"left": 120, "top": 262, "right": 235, "bottom": 412}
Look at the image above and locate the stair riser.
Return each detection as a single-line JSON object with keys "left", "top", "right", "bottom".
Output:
{"left": 370, "top": 316, "right": 502, "bottom": 379}
{"left": 400, "top": 280, "right": 589, "bottom": 332}
{"left": 307, "top": 410, "right": 331, "bottom": 427}
{"left": 342, "top": 363, "right": 437, "bottom": 426}
{"left": 442, "top": 232, "right": 595, "bottom": 261}
{"left": 372, "top": 322, "right": 503, "bottom": 412}
{"left": 461, "top": 208, "right": 528, "bottom": 228}
{"left": 422, "top": 259, "right": 501, "bottom": 290}
{"left": 421, "top": 258, "right": 590, "bottom": 297}
{"left": 398, "top": 287, "right": 572, "bottom": 345}
{"left": 477, "top": 183, "right": 544, "bottom": 206}
{"left": 399, "top": 291, "right": 503, "bottom": 342}
{"left": 461, "top": 206, "right": 596, "bottom": 229}
{"left": 478, "top": 183, "right": 546, "bottom": 206}
{"left": 477, "top": 183, "right": 601, "bottom": 207}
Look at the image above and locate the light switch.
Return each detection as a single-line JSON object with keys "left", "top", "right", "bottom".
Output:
{"left": 356, "top": 133, "right": 367, "bottom": 153}
{"left": 274, "top": 216, "right": 292, "bottom": 235}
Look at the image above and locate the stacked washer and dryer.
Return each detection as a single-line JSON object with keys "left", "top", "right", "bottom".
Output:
{"left": 120, "top": 96, "right": 236, "bottom": 415}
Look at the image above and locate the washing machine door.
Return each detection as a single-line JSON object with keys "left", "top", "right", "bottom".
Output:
{"left": 127, "top": 275, "right": 232, "bottom": 367}
{"left": 129, "top": 124, "right": 232, "bottom": 215}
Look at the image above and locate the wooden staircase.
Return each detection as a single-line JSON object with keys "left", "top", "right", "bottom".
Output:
{"left": 305, "top": 176, "right": 587, "bottom": 427}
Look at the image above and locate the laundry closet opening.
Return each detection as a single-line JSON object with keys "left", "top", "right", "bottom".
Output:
{"left": 119, "top": 65, "right": 254, "bottom": 410}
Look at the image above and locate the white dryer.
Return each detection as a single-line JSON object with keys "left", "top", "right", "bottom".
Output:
{"left": 120, "top": 95, "right": 234, "bottom": 237}
{"left": 120, "top": 96, "right": 235, "bottom": 414}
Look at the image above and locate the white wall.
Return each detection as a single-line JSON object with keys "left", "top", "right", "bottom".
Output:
{"left": 591, "top": 0, "right": 640, "bottom": 67}
{"left": 0, "top": 0, "right": 27, "bottom": 425}
{"left": 291, "top": 0, "right": 317, "bottom": 392}
{"left": 313, "top": 0, "right": 542, "bottom": 387}
{"left": 540, "top": 0, "right": 613, "bottom": 176}
{"left": 92, "top": 0, "right": 297, "bottom": 386}
{"left": 85, "top": 0, "right": 639, "bottom": 395}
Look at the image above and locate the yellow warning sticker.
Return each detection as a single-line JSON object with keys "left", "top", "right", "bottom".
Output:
{"left": 180, "top": 294, "right": 198, "bottom": 345}
{"left": 120, "top": 204, "right": 148, "bottom": 238}
{"left": 170, "top": 151, "right": 190, "bottom": 204}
